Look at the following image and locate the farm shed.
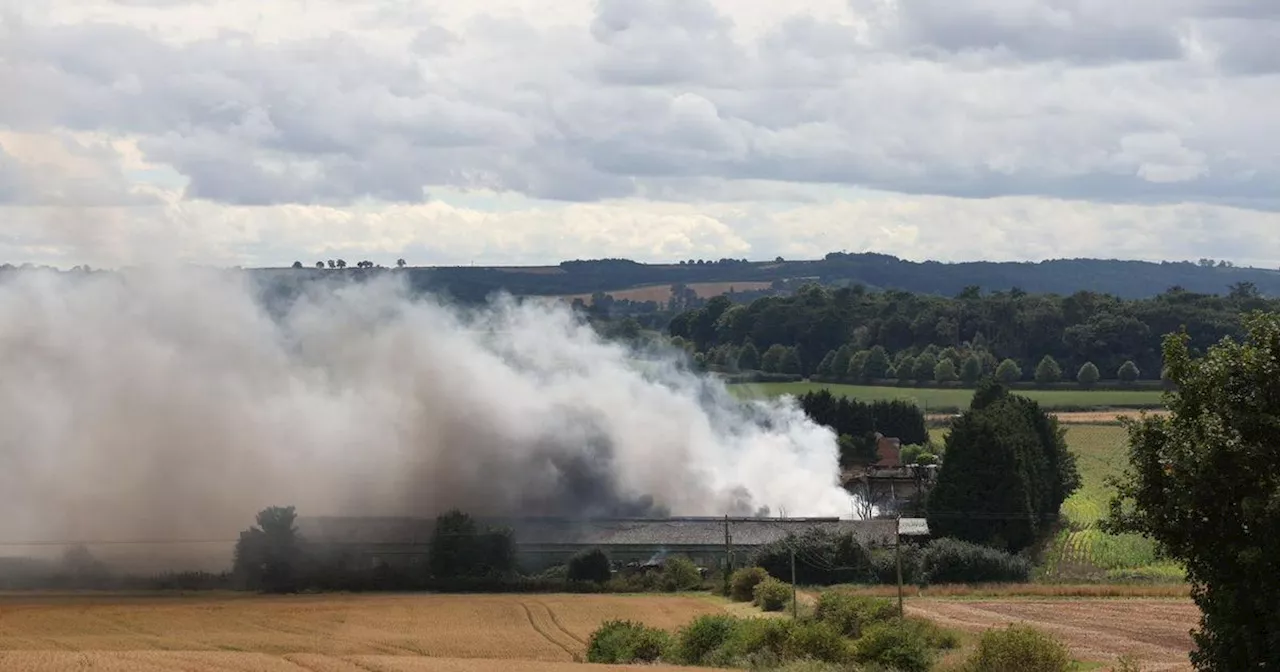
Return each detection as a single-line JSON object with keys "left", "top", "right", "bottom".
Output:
{"left": 295, "top": 516, "right": 897, "bottom": 573}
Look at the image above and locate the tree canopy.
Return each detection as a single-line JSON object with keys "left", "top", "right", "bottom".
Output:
{"left": 1105, "top": 313, "right": 1280, "bottom": 670}
{"left": 927, "top": 382, "right": 1080, "bottom": 553}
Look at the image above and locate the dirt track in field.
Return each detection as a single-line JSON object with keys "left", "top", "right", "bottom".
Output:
{"left": 906, "top": 598, "right": 1198, "bottom": 671}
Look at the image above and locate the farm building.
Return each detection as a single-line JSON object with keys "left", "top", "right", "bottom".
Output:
{"left": 295, "top": 516, "right": 898, "bottom": 573}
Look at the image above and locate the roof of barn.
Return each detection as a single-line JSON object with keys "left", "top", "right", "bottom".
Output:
{"left": 295, "top": 516, "right": 897, "bottom": 548}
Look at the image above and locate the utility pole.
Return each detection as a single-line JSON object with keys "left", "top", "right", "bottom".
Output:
{"left": 723, "top": 515, "right": 732, "bottom": 596}
{"left": 790, "top": 545, "right": 798, "bottom": 620}
{"left": 895, "top": 513, "right": 904, "bottom": 618}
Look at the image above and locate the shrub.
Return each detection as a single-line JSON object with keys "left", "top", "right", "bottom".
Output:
{"left": 706, "top": 617, "right": 850, "bottom": 667}
{"left": 853, "top": 618, "right": 936, "bottom": 672}
{"left": 813, "top": 591, "right": 897, "bottom": 638}
{"left": 921, "top": 538, "right": 1032, "bottom": 584}
{"left": 567, "top": 549, "right": 612, "bottom": 584}
{"left": 753, "top": 577, "right": 792, "bottom": 612}
{"left": 661, "top": 555, "right": 703, "bottom": 591}
{"left": 586, "top": 620, "right": 672, "bottom": 663}
{"left": 872, "top": 545, "right": 924, "bottom": 585}
{"left": 673, "top": 614, "right": 738, "bottom": 665}
{"left": 753, "top": 529, "right": 874, "bottom": 585}
{"left": 783, "top": 620, "right": 851, "bottom": 663}
{"left": 729, "top": 566, "right": 769, "bottom": 602}
{"left": 959, "top": 624, "right": 1071, "bottom": 672}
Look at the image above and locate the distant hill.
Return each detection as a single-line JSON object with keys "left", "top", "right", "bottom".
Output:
{"left": 260, "top": 253, "right": 1280, "bottom": 303}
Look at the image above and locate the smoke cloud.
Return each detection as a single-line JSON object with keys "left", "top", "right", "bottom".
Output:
{"left": 0, "top": 266, "right": 853, "bottom": 566}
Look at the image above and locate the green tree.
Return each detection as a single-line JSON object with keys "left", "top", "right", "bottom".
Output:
{"left": 761, "top": 344, "right": 788, "bottom": 373}
{"left": 1077, "top": 361, "right": 1100, "bottom": 387}
{"left": 995, "top": 359, "right": 1023, "bottom": 383}
{"left": 1117, "top": 360, "right": 1140, "bottom": 383}
{"left": 738, "top": 341, "right": 760, "bottom": 371}
{"left": 816, "top": 350, "right": 837, "bottom": 376}
{"left": 913, "top": 353, "right": 938, "bottom": 382}
{"left": 848, "top": 350, "right": 870, "bottom": 381}
{"left": 934, "top": 358, "right": 959, "bottom": 383}
{"left": 1034, "top": 355, "right": 1062, "bottom": 384}
{"left": 427, "top": 509, "right": 516, "bottom": 580}
{"left": 832, "top": 345, "right": 854, "bottom": 379}
{"left": 1105, "top": 314, "right": 1280, "bottom": 670}
{"left": 928, "top": 382, "right": 1079, "bottom": 553}
{"left": 897, "top": 355, "right": 916, "bottom": 384}
{"left": 961, "top": 354, "right": 983, "bottom": 385}
{"left": 780, "top": 347, "right": 802, "bottom": 374}
{"left": 232, "top": 505, "right": 301, "bottom": 593}
{"left": 864, "top": 346, "right": 891, "bottom": 379}
{"left": 939, "top": 346, "right": 962, "bottom": 368}
{"left": 568, "top": 549, "right": 613, "bottom": 583}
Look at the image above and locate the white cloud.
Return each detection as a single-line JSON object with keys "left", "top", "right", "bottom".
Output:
{"left": 1, "top": 0, "right": 1278, "bottom": 267}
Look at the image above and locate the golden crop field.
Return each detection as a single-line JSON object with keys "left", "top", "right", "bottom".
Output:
{"left": 0, "top": 592, "right": 724, "bottom": 671}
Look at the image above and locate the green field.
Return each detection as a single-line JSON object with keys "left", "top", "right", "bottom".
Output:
{"left": 927, "top": 423, "right": 1182, "bottom": 583}
{"left": 731, "top": 382, "right": 1166, "bottom": 411}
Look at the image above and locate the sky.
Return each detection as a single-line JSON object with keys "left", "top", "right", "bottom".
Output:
{"left": 1, "top": 0, "right": 1278, "bottom": 269}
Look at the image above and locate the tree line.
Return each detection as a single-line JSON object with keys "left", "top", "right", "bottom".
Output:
{"left": 666, "top": 282, "right": 1273, "bottom": 384}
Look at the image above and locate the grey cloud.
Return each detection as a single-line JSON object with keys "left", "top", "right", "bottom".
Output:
{"left": 4, "top": 1, "right": 1280, "bottom": 210}
{"left": 589, "top": 0, "right": 745, "bottom": 86}
{"left": 1201, "top": 18, "right": 1280, "bottom": 74}
{"left": 857, "top": 0, "right": 1186, "bottom": 64}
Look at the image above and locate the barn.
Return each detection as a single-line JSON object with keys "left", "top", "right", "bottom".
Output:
{"left": 295, "top": 516, "right": 898, "bottom": 573}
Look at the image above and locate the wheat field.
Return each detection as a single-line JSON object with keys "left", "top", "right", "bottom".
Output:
{"left": 0, "top": 592, "right": 723, "bottom": 671}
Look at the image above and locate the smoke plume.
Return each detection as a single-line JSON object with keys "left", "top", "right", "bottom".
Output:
{"left": 0, "top": 266, "right": 853, "bottom": 565}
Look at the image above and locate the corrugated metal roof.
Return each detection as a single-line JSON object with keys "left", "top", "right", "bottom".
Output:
{"left": 296, "top": 516, "right": 896, "bottom": 548}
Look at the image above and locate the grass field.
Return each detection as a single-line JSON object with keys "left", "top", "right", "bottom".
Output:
{"left": 0, "top": 593, "right": 724, "bottom": 671}
{"left": 732, "top": 382, "right": 1165, "bottom": 411}
{"left": 561, "top": 282, "right": 774, "bottom": 304}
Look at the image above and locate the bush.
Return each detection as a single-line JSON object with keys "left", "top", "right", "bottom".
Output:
{"left": 753, "top": 577, "right": 792, "bottom": 612}
{"left": 586, "top": 620, "right": 672, "bottom": 664}
{"left": 694, "top": 617, "right": 851, "bottom": 667}
{"left": 813, "top": 591, "right": 897, "bottom": 638}
{"left": 871, "top": 545, "right": 924, "bottom": 585}
{"left": 852, "top": 618, "right": 936, "bottom": 672}
{"left": 921, "top": 538, "right": 1032, "bottom": 584}
{"left": 959, "top": 624, "right": 1071, "bottom": 672}
{"left": 753, "top": 529, "right": 874, "bottom": 585}
{"left": 729, "top": 566, "right": 769, "bottom": 602}
{"left": 567, "top": 549, "right": 612, "bottom": 584}
{"left": 673, "top": 614, "right": 738, "bottom": 665}
{"left": 661, "top": 555, "right": 703, "bottom": 592}
{"left": 782, "top": 620, "right": 851, "bottom": 663}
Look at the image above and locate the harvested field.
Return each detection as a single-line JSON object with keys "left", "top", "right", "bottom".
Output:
{"left": 906, "top": 598, "right": 1198, "bottom": 671}
{"left": 0, "top": 592, "right": 723, "bottom": 671}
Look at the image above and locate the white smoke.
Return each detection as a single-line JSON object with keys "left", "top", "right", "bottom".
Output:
{"left": 0, "top": 265, "right": 853, "bottom": 559}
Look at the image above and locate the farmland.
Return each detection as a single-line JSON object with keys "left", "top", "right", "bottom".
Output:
{"left": 732, "top": 382, "right": 1166, "bottom": 411}
{"left": 0, "top": 590, "right": 1199, "bottom": 671}
{"left": 905, "top": 598, "right": 1198, "bottom": 671}
{"left": 0, "top": 592, "right": 723, "bottom": 671}
{"left": 1044, "top": 425, "right": 1183, "bottom": 582}
{"left": 928, "top": 421, "right": 1183, "bottom": 583}
{"left": 561, "top": 282, "right": 774, "bottom": 304}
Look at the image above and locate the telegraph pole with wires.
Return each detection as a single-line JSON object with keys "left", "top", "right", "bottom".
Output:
{"left": 790, "top": 544, "right": 798, "bottom": 620}
{"left": 895, "top": 513, "right": 904, "bottom": 618}
{"left": 723, "top": 515, "right": 732, "bottom": 596}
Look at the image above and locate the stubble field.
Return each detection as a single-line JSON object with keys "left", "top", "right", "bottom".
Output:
{"left": 0, "top": 592, "right": 723, "bottom": 671}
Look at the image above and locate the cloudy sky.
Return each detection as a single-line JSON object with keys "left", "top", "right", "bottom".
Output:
{"left": 2, "top": 0, "right": 1278, "bottom": 269}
